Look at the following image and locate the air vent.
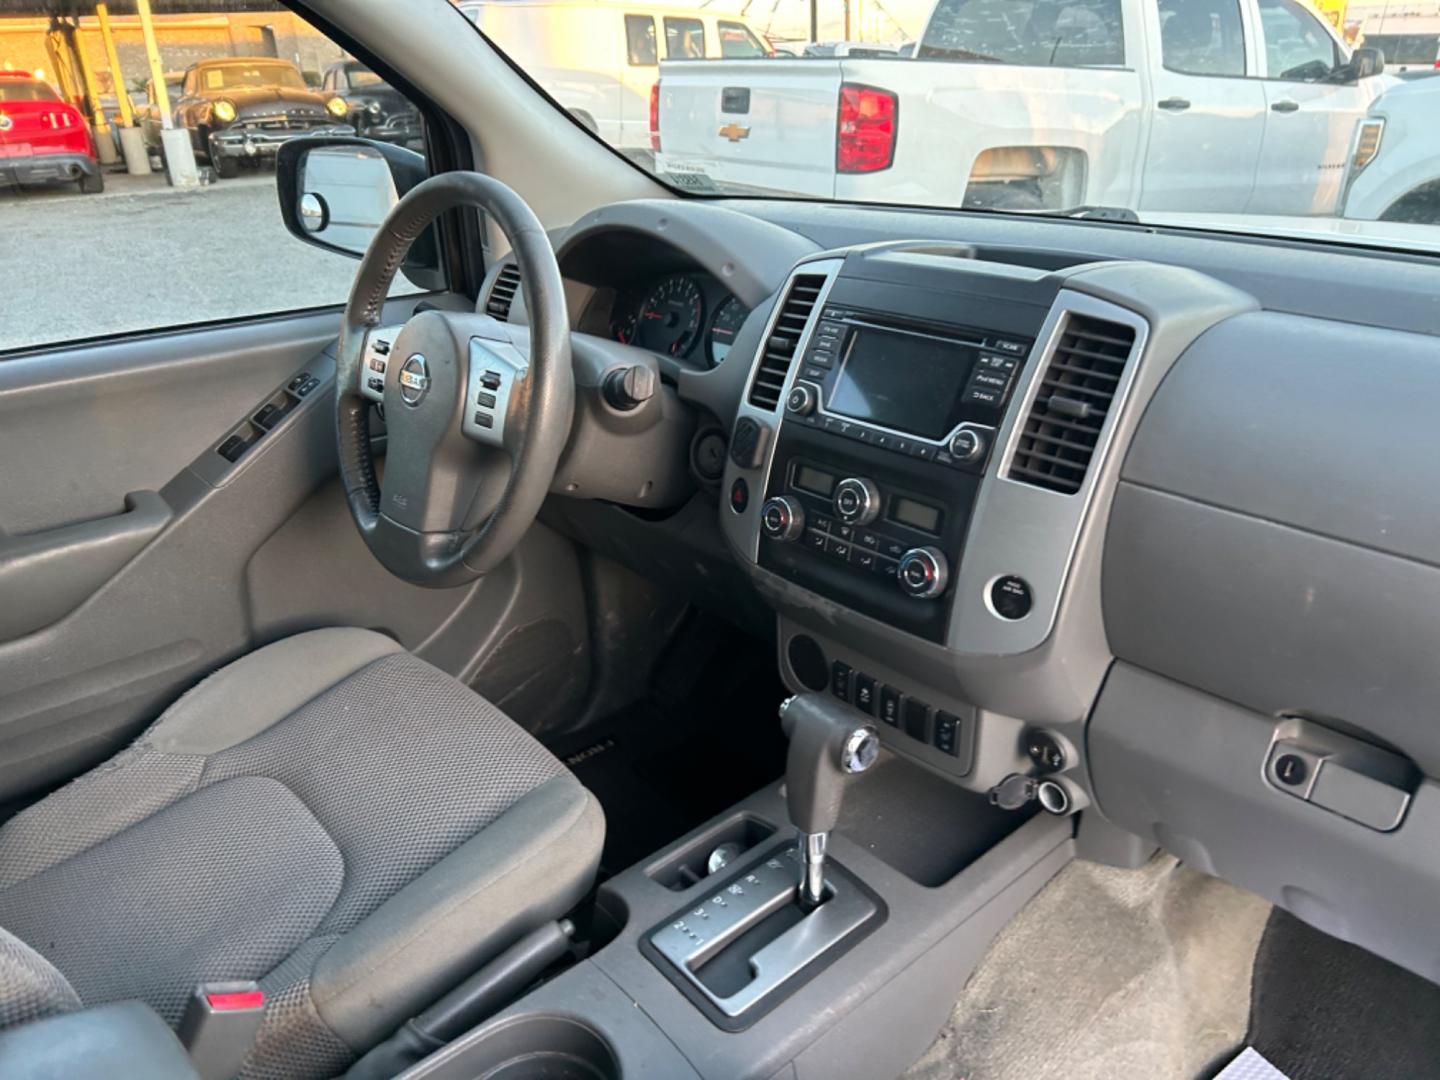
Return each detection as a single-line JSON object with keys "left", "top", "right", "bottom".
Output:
{"left": 1007, "top": 313, "right": 1136, "bottom": 495}
{"left": 486, "top": 264, "right": 522, "bottom": 321}
{"left": 746, "top": 273, "right": 826, "bottom": 410}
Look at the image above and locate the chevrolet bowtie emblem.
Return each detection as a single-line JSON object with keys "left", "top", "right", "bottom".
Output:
{"left": 718, "top": 122, "right": 751, "bottom": 143}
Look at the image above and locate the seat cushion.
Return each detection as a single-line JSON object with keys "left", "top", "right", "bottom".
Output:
{"left": 0, "top": 628, "right": 604, "bottom": 1079}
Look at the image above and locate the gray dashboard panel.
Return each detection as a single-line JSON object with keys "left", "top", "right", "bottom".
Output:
{"left": 1121, "top": 310, "right": 1440, "bottom": 567}
{"left": 1105, "top": 483, "right": 1440, "bottom": 776}
{"left": 1089, "top": 662, "right": 1440, "bottom": 986}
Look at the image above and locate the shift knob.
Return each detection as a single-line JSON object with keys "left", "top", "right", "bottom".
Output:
{"left": 779, "top": 694, "right": 881, "bottom": 836}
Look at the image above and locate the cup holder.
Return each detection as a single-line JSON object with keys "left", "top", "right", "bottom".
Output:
{"left": 462, "top": 1015, "right": 619, "bottom": 1080}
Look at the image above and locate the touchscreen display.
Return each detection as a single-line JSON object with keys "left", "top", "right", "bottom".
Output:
{"left": 827, "top": 327, "right": 974, "bottom": 439}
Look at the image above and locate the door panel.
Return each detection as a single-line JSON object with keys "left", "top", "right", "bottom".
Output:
{"left": 0, "top": 299, "right": 590, "bottom": 809}
{"left": 1140, "top": 0, "right": 1265, "bottom": 212}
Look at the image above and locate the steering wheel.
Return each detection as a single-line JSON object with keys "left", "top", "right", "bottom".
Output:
{"left": 334, "top": 172, "right": 573, "bottom": 587}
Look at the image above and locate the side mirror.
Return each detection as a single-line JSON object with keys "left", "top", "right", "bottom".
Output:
{"left": 275, "top": 136, "right": 444, "bottom": 291}
{"left": 1344, "top": 46, "right": 1385, "bottom": 81}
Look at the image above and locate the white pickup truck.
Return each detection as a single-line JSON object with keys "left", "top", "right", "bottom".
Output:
{"left": 655, "top": 0, "right": 1392, "bottom": 216}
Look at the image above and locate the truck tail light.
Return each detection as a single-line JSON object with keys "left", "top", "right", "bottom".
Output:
{"left": 836, "top": 84, "right": 897, "bottom": 174}
{"left": 649, "top": 82, "right": 661, "bottom": 152}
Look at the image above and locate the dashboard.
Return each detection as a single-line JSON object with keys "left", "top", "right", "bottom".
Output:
{"left": 484, "top": 197, "right": 1440, "bottom": 995}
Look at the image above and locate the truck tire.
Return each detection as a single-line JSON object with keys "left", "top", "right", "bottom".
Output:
{"left": 78, "top": 170, "right": 105, "bottom": 194}
{"left": 213, "top": 154, "right": 241, "bottom": 180}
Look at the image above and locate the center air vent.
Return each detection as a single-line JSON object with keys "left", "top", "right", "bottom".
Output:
{"left": 1006, "top": 313, "right": 1137, "bottom": 495}
{"left": 486, "top": 264, "right": 522, "bottom": 321}
{"left": 746, "top": 273, "right": 826, "bottom": 410}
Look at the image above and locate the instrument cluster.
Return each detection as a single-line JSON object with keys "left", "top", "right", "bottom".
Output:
{"left": 609, "top": 272, "right": 750, "bottom": 369}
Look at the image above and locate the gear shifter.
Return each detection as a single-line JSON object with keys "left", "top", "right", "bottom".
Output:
{"left": 779, "top": 693, "right": 881, "bottom": 908}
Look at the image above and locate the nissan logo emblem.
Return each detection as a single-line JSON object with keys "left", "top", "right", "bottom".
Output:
{"left": 398, "top": 354, "right": 430, "bottom": 406}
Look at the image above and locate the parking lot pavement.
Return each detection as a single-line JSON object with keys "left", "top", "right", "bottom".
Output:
{"left": 0, "top": 168, "right": 366, "bottom": 353}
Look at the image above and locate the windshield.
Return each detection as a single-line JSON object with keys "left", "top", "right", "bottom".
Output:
{"left": 344, "top": 64, "right": 386, "bottom": 88}
{"left": 0, "top": 80, "right": 59, "bottom": 102}
{"left": 470, "top": 0, "right": 1440, "bottom": 255}
{"left": 197, "top": 62, "right": 306, "bottom": 90}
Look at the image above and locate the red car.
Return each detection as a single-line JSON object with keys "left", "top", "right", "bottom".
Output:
{"left": 0, "top": 71, "right": 104, "bottom": 194}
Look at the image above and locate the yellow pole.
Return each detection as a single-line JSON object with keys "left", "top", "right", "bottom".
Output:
{"left": 135, "top": 0, "right": 171, "bottom": 127}
{"left": 95, "top": 3, "right": 133, "bottom": 127}
{"left": 70, "top": 23, "right": 110, "bottom": 132}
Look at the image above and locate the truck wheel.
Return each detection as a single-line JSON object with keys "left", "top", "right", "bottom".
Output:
{"left": 213, "top": 154, "right": 241, "bottom": 180}
{"left": 78, "top": 170, "right": 105, "bottom": 194}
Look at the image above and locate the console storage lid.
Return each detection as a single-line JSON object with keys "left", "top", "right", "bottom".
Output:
{"left": 0, "top": 1001, "right": 199, "bottom": 1080}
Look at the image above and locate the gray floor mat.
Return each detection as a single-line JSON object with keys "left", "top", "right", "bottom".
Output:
{"left": 904, "top": 853, "right": 1270, "bottom": 1080}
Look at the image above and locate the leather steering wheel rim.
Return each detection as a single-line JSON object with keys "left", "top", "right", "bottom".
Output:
{"left": 334, "top": 171, "right": 572, "bottom": 587}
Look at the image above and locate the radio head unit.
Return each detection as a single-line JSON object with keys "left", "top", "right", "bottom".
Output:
{"left": 761, "top": 306, "right": 1035, "bottom": 643}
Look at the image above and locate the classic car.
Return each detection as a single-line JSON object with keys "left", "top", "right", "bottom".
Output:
{"left": 169, "top": 57, "right": 352, "bottom": 178}
{"left": 0, "top": 71, "right": 103, "bottom": 194}
{"left": 320, "top": 61, "right": 422, "bottom": 149}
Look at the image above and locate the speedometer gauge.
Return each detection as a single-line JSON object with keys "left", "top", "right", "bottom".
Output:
{"left": 636, "top": 275, "right": 704, "bottom": 357}
{"left": 707, "top": 296, "right": 749, "bottom": 367}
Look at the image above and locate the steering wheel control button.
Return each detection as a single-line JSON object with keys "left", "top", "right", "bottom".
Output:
{"left": 729, "top": 478, "right": 749, "bottom": 514}
{"left": 760, "top": 496, "right": 805, "bottom": 542}
{"left": 472, "top": 411, "right": 494, "bottom": 429}
{"left": 990, "top": 575, "right": 1033, "bottom": 620}
{"left": 948, "top": 427, "right": 987, "bottom": 464}
{"left": 786, "top": 383, "right": 818, "bottom": 416}
{"left": 480, "top": 370, "right": 502, "bottom": 390}
{"left": 897, "top": 546, "right": 949, "bottom": 599}
{"left": 833, "top": 477, "right": 880, "bottom": 525}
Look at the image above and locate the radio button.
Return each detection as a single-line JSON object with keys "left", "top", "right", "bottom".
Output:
{"left": 910, "top": 443, "right": 936, "bottom": 462}
{"left": 802, "top": 366, "right": 829, "bottom": 382}
{"left": 991, "top": 339, "right": 1027, "bottom": 356}
{"left": 971, "top": 369, "right": 1009, "bottom": 391}
{"left": 834, "top": 478, "right": 881, "bottom": 525}
{"left": 964, "top": 384, "right": 1005, "bottom": 408}
{"left": 949, "top": 428, "right": 987, "bottom": 463}
{"left": 979, "top": 353, "right": 1019, "bottom": 373}
{"left": 786, "top": 384, "right": 818, "bottom": 416}
{"left": 806, "top": 352, "right": 834, "bottom": 368}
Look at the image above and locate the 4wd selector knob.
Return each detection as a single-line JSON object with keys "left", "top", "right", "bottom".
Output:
{"left": 897, "top": 546, "right": 949, "bottom": 599}
{"left": 761, "top": 495, "right": 805, "bottom": 542}
{"left": 833, "top": 477, "right": 879, "bottom": 525}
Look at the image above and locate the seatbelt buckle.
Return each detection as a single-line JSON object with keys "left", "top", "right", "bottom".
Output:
{"left": 177, "top": 980, "right": 266, "bottom": 1080}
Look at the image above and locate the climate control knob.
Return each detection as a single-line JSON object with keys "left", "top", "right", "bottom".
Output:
{"left": 833, "top": 477, "right": 880, "bottom": 526}
{"left": 760, "top": 496, "right": 806, "bottom": 542}
{"left": 786, "top": 384, "right": 818, "bottom": 416}
{"left": 897, "top": 546, "right": 950, "bottom": 599}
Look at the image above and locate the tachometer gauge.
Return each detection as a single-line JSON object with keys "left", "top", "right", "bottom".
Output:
{"left": 707, "top": 296, "right": 750, "bottom": 367}
{"left": 636, "top": 275, "right": 705, "bottom": 357}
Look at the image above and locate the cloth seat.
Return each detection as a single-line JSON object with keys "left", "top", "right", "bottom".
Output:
{"left": 0, "top": 628, "right": 604, "bottom": 1078}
